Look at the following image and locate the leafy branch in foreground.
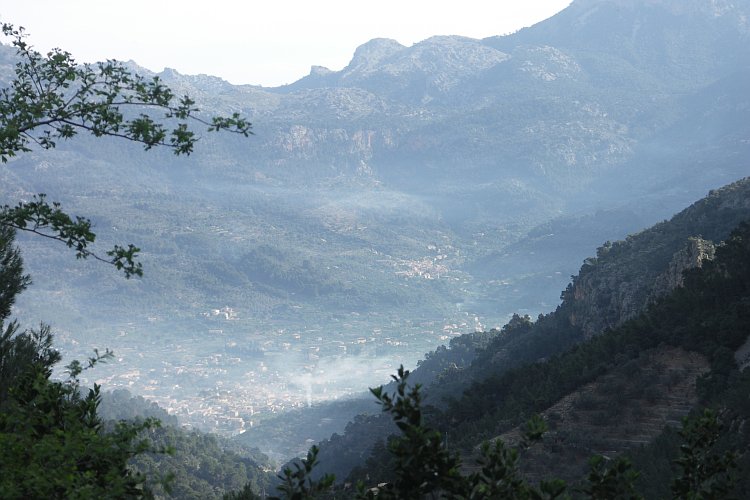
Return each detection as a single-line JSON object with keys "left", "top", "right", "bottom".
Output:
{"left": 271, "top": 446, "right": 335, "bottom": 500}
{"left": 0, "top": 22, "right": 253, "bottom": 276}
{"left": 579, "top": 456, "right": 642, "bottom": 500}
{"left": 0, "top": 194, "right": 143, "bottom": 277}
{"left": 271, "top": 366, "right": 566, "bottom": 499}
{"left": 0, "top": 333, "right": 165, "bottom": 498}
{"left": 0, "top": 22, "right": 252, "bottom": 161}
{"left": 359, "top": 367, "right": 566, "bottom": 499}
{"left": 366, "top": 366, "right": 465, "bottom": 497}
{"left": 671, "top": 409, "right": 737, "bottom": 499}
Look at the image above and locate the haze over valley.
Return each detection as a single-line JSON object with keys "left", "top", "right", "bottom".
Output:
{"left": 2, "top": 0, "right": 749, "bottom": 465}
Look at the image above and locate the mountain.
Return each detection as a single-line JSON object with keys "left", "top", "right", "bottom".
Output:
{"left": 262, "top": 207, "right": 750, "bottom": 494}
{"left": 438, "top": 215, "right": 750, "bottom": 491}
{"left": 299, "top": 177, "right": 750, "bottom": 481}
{"left": 429, "top": 176, "right": 749, "bottom": 393}
{"left": 1, "top": 0, "right": 749, "bottom": 443}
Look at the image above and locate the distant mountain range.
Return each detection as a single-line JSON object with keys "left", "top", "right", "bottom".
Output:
{"left": 1, "top": 0, "right": 748, "bottom": 445}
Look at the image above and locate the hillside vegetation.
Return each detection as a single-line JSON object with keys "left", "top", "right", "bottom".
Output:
{"left": 298, "top": 178, "right": 750, "bottom": 481}
{"left": 299, "top": 208, "right": 750, "bottom": 498}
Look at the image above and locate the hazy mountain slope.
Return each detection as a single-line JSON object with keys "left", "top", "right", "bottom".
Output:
{"left": 5, "top": 0, "right": 748, "bottom": 325}
{"left": 438, "top": 178, "right": 750, "bottom": 399}
{"left": 303, "top": 178, "right": 750, "bottom": 480}
{"left": 1, "top": 0, "right": 748, "bottom": 442}
{"left": 562, "top": 178, "right": 750, "bottom": 337}
{"left": 491, "top": 0, "right": 750, "bottom": 86}
{"left": 345, "top": 216, "right": 750, "bottom": 489}
{"left": 443, "top": 216, "right": 750, "bottom": 448}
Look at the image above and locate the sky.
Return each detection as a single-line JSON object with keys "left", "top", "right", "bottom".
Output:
{"left": 2, "top": 1, "right": 572, "bottom": 87}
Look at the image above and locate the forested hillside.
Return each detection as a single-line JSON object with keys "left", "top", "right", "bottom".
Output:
{"left": 301, "top": 178, "right": 750, "bottom": 482}
{"left": 98, "top": 389, "right": 274, "bottom": 499}
{"left": 298, "top": 206, "right": 750, "bottom": 498}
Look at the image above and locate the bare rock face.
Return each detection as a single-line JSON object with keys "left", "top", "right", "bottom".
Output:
{"left": 562, "top": 178, "right": 750, "bottom": 339}
{"left": 650, "top": 237, "right": 716, "bottom": 299}
{"left": 567, "top": 237, "right": 715, "bottom": 338}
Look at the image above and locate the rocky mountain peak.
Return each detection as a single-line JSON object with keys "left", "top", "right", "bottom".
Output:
{"left": 159, "top": 67, "right": 182, "bottom": 78}
{"left": 309, "top": 65, "right": 333, "bottom": 77}
{"left": 337, "top": 35, "right": 509, "bottom": 99}
{"left": 348, "top": 38, "right": 405, "bottom": 70}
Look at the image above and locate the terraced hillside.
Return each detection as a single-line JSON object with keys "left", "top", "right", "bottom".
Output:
{"left": 485, "top": 347, "right": 708, "bottom": 482}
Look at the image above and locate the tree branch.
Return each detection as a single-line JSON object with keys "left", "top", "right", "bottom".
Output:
{"left": 0, "top": 22, "right": 252, "bottom": 277}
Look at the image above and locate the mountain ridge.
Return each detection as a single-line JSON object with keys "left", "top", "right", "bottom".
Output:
{"left": 2, "top": 0, "right": 749, "bottom": 450}
{"left": 269, "top": 178, "right": 750, "bottom": 481}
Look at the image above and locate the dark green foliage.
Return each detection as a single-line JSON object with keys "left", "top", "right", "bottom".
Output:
{"left": 579, "top": 456, "right": 642, "bottom": 500}
{"left": 272, "top": 446, "right": 335, "bottom": 500}
{"left": 133, "top": 426, "right": 273, "bottom": 500}
{"left": 223, "top": 484, "right": 262, "bottom": 500}
{"left": 418, "top": 330, "right": 498, "bottom": 384}
{"left": 628, "top": 427, "right": 682, "bottom": 500}
{"left": 0, "top": 221, "right": 61, "bottom": 406}
{"left": 0, "top": 356, "right": 160, "bottom": 499}
{"left": 367, "top": 366, "right": 465, "bottom": 497}
{"left": 0, "top": 225, "right": 29, "bottom": 319}
{"left": 430, "top": 308, "right": 584, "bottom": 409}
{"left": 462, "top": 416, "right": 567, "bottom": 500}
{"left": 0, "top": 322, "right": 60, "bottom": 403}
{"left": 301, "top": 410, "right": 397, "bottom": 483}
{"left": 258, "top": 369, "right": 744, "bottom": 499}
{"left": 671, "top": 410, "right": 737, "bottom": 500}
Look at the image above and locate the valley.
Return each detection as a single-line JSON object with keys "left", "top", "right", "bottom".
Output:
{"left": 1, "top": 1, "right": 749, "bottom": 494}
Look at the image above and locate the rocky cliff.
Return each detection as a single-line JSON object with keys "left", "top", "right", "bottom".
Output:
{"left": 563, "top": 178, "right": 750, "bottom": 338}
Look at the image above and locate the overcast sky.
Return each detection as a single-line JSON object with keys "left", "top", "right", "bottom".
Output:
{"left": 2, "top": 1, "right": 572, "bottom": 87}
